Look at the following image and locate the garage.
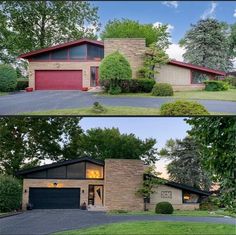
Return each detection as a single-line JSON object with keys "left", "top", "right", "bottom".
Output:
{"left": 35, "top": 70, "right": 83, "bottom": 90}
{"left": 29, "top": 188, "right": 80, "bottom": 209}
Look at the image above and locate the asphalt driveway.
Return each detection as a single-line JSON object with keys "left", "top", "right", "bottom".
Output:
{"left": 0, "top": 91, "right": 235, "bottom": 115}
{"left": 0, "top": 209, "right": 235, "bottom": 235}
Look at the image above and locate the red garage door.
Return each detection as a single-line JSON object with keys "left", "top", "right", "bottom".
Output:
{"left": 35, "top": 70, "right": 83, "bottom": 90}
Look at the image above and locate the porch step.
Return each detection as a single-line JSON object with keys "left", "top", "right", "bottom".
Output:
{"left": 87, "top": 205, "right": 107, "bottom": 211}
{"left": 87, "top": 86, "right": 103, "bottom": 93}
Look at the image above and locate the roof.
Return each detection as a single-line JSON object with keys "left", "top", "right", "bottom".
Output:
{"left": 17, "top": 157, "right": 104, "bottom": 176}
{"left": 19, "top": 38, "right": 104, "bottom": 59}
{"left": 145, "top": 174, "right": 211, "bottom": 196}
{"left": 227, "top": 71, "right": 236, "bottom": 76}
{"left": 168, "top": 60, "right": 226, "bottom": 76}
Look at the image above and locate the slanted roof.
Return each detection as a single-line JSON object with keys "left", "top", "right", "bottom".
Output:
{"left": 17, "top": 157, "right": 104, "bottom": 176}
{"left": 169, "top": 60, "right": 226, "bottom": 76}
{"left": 19, "top": 38, "right": 104, "bottom": 59}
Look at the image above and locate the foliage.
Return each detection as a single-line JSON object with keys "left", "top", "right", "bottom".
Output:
{"left": 225, "top": 76, "right": 236, "bottom": 88}
{"left": 0, "top": 175, "right": 22, "bottom": 212}
{"left": 77, "top": 128, "right": 158, "bottom": 165}
{"left": 0, "top": 1, "right": 100, "bottom": 64}
{"left": 108, "top": 85, "right": 122, "bottom": 95}
{"left": 160, "top": 100, "right": 209, "bottom": 115}
{"left": 159, "top": 137, "right": 212, "bottom": 190}
{"left": 101, "top": 19, "right": 170, "bottom": 47}
{"left": 228, "top": 23, "right": 236, "bottom": 58}
{"left": 186, "top": 117, "right": 236, "bottom": 212}
{"left": 91, "top": 102, "right": 106, "bottom": 113}
{"left": 200, "top": 196, "right": 220, "bottom": 211}
{"left": 155, "top": 202, "right": 174, "bottom": 214}
{"left": 204, "top": 80, "right": 229, "bottom": 91}
{"left": 180, "top": 19, "right": 233, "bottom": 72}
{"left": 100, "top": 78, "right": 155, "bottom": 93}
{"left": 0, "top": 64, "right": 17, "bottom": 92}
{"left": 16, "top": 79, "right": 29, "bottom": 91}
{"left": 0, "top": 117, "right": 83, "bottom": 176}
{"left": 151, "top": 83, "right": 173, "bottom": 96}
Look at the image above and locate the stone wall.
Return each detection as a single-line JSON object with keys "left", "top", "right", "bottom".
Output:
{"left": 104, "top": 159, "right": 144, "bottom": 211}
{"left": 104, "top": 39, "right": 146, "bottom": 78}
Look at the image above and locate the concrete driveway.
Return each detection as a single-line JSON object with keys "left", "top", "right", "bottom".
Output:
{"left": 0, "top": 209, "right": 235, "bottom": 235}
{"left": 0, "top": 91, "right": 235, "bottom": 115}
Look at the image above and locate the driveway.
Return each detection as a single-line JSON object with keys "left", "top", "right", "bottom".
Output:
{"left": 0, "top": 209, "right": 235, "bottom": 235}
{"left": 0, "top": 91, "right": 235, "bottom": 115}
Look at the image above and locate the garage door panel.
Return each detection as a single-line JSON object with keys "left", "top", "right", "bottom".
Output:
{"left": 29, "top": 188, "right": 80, "bottom": 209}
{"left": 35, "top": 70, "right": 83, "bottom": 90}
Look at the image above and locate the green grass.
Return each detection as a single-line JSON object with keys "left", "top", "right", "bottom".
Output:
{"left": 0, "top": 92, "right": 8, "bottom": 96}
{"left": 53, "top": 221, "right": 236, "bottom": 235}
{"left": 98, "top": 89, "right": 236, "bottom": 101}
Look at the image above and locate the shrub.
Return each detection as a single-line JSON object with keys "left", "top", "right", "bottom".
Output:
{"left": 137, "top": 79, "right": 156, "bottom": 92}
{"left": 204, "top": 80, "right": 229, "bottom": 91}
{"left": 99, "top": 51, "right": 132, "bottom": 82}
{"left": 152, "top": 83, "right": 174, "bottom": 96}
{"left": 0, "top": 64, "right": 17, "bottom": 92}
{"left": 225, "top": 76, "right": 236, "bottom": 88}
{"left": 91, "top": 102, "right": 106, "bottom": 113}
{"left": 160, "top": 100, "right": 209, "bottom": 115}
{"left": 0, "top": 175, "right": 22, "bottom": 212}
{"left": 155, "top": 202, "right": 174, "bottom": 214}
{"left": 16, "top": 79, "right": 29, "bottom": 91}
{"left": 200, "top": 196, "right": 220, "bottom": 211}
{"left": 108, "top": 85, "right": 122, "bottom": 95}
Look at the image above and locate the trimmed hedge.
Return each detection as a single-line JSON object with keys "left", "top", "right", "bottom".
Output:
{"left": 155, "top": 202, "right": 174, "bottom": 214}
{"left": 152, "top": 83, "right": 173, "bottom": 96}
{"left": 204, "top": 80, "right": 229, "bottom": 91}
{"left": 0, "top": 175, "right": 22, "bottom": 212}
{"left": 0, "top": 64, "right": 17, "bottom": 92}
{"left": 16, "top": 79, "right": 29, "bottom": 91}
{"left": 100, "top": 78, "right": 155, "bottom": 93}
{"left": 160, "top": 100, "right": 209, "bottom": 115}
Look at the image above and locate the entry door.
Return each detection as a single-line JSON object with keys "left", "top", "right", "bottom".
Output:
{"left": 90, "top": 67, "right": 99, "bottom": 87}
{"left": 94, "top": 186, "right": 103, "bottom": 206}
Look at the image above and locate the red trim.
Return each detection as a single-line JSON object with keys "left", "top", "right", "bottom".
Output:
{"left": 19, "top": 38, "right": 104, "bottom": 59}
{"left": 28, "top": 59, "right": 102, "bottom": 62}
{"left": 169, "top": 60, "right": 226, "bottom": 76}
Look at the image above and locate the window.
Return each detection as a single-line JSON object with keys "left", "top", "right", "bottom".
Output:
{"left": 51, "top": 48, "right": 68, "bottom": 60}
{"left": 161, "top": 191, "right": 172, "bottom": 199}
{"left": 90, "top": 67, "right": 98, "bottom": 87}
{"left": 87, "top": 44, "right": 104, "bottom": 60}
{"left": 31, "top": 53, "right": 50, "bottom": 61}
{"left": 47, "top": 166, "right": 66, "bottom": 178}
{"left": 26, "top": 170, "right": 47, "bottom": 179}
{"left": 183, "top": 191, "right": 199, "bottom": 203}
{"left": 69, "top": 45, "right": 87, "bottom": 60}
{"left": 192, "top": 71, "right": 210, "bottom": 84}
{"left": 67, "top": 162, "right": 85, "bottom": 178}
{"left": 86, "top": 162, "right": 103, "bottom": 179}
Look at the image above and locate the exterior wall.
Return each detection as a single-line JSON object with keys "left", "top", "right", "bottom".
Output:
{"left": 147, "top": 185, "right": 199, "bottom": 211}
{"left": 104, "top": 39, "right": 146, "bottom": 78}
{"left": 28, "top": 61, "right": 101, "bottom": 90}
{"left": 22, "top": 178, "right": 104, "bottom": 210}
{"left": 155, "top": 64, "right": 205, "bottom": 91}
{"left": 104, "top": 159, "right": 144, "bottom": 211}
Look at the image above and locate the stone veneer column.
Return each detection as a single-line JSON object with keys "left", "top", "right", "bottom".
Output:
{"left": 104, "top": 159, "right": 144, "bottom": 211}
{"left": 104, "top": 38, "right": 146, "bottom": 78}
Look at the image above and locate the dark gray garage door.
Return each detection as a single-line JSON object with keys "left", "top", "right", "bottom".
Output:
{"left": 29, "top": 188, "right": 80, "bottom": 209}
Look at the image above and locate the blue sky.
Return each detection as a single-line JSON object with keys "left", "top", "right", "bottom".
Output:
{"left": 80, "top": 117, "right": 191, "bottom": 178}
{"left": 93, "top": 1, "right": 236, "bottom": 44}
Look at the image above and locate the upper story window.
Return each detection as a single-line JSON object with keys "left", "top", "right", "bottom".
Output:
{"left": 69, "top": 45, "right": 87, "bottom": 60}
{"left": 51, "top": 48, "right": 68, "bottom": 60}
{"left": 192, "top": 71, "right": 210, "bottom": 84}
{"left": 86, "top": 162, "right": 103, "bottom": 179}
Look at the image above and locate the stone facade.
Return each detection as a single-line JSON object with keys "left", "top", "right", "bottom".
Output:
{"left": 28, "top": 61, "right": 101, "bottom": 90}
{"left": 104, "top": 159, "right": 144, "bottom": 211}
{"left": 104, "top": 38, "right": 146, "bottom": 78}
{"left": 22, "top": 178, "right": 104, "bottom": 210}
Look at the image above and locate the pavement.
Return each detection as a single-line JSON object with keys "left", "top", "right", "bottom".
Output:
{"left": 0, "top": 91, "right": 235, "bottom": 115}
{"left": 0, "top": 209, "right": 235, "bottom": 235}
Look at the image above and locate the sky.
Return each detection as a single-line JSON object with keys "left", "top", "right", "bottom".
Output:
{"left": 92, "top": 1, "right": 236, "bottom": 67}
{"left": 80, "top": 117, "right": 191, "bottom": 178}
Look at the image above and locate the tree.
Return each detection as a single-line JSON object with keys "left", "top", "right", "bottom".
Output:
{"left": 180, "top": 19, "right": 233, "bottom": 72}
{"left": 101, "top": 19, "right": 170, "bottom": 47}
{"left": 0, "top": 117, "right": 82, "bottom": 176}
{"left": 186, "top": 117, "right": 236, "bottom": 211}
{"left": 228, "top": 23, "right": 236, "bottom": 59}
{"left": 77, "top": 127, "right": 158, "bottom": 165}
{"left": 159, "top": 137, "right": 212, "bottom": 191}
{"left": 0, "top": 1, "right": 100, "bottom": 64}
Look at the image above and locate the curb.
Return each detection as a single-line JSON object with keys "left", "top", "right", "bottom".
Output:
{"left": 0, "top": 212, "right": 23, "bottom": 219}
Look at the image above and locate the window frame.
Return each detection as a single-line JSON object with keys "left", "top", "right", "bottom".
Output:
{"left": 191, "top": 70, "right": 212, "bottom": 85}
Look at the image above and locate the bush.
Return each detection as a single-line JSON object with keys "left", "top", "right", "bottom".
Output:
{"left": 200, "top": 196, "right": 220, "bottom": 211}
{"left": 16, "top": 79, "right": 29, "bottom": 91}
{"left": 152, "top": 83, "right": 174, "bottom": 96}
{"left": 137, "top": 79, "right": 156, "bottom": 92}
{"left": 204, "top": 80, "right": 229, "bottom": 91}
{"left": 91, "top": 102, "right": 106, "bottom": 113}
{"left": 155, "top": 202, "right": 174, "bottom": 214}
{"left": 108, "top": 85, "right": 122, "bottom": 95}
{"left": 225, "top": 76, "right": 236, "bottom": 88}
{"left": 99, "top": 51, "right": 132, "bottom": 81}
{"left": 0, "top": 64, "right": 17, "bottom": 92}
{"left": 0, "top": 175, "right": 22, "bottom": 212}
{"left": 160, "top": 100, "right": 209, "bottom": 115}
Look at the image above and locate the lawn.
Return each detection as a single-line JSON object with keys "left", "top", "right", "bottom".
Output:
{"left": 98, "top": 89, "right": 236, "bottom": 101}
{"left": 0, "top": 92, "right": 8, "bottom": 96}
{"left": 54, "top": 221, "right": 236, "bottom": 235}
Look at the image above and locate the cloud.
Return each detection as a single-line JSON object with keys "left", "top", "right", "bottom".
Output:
{"left": 201, "top": 1, "right": 217, "bottom": 19}
{"left": 153, "top": 21, "right": 174, "bottom": 33}
{"left": 234, "top": 9, "right": 236, "bottom": 18}
{"left": 162, "top": 1, "right": 178, "bottom": 8}
{"left": 166, "top": 44, "right": 186, "bottom": 61}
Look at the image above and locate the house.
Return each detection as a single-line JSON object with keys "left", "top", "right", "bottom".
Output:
{"left": 17, "top": 157, "right": 210, "bottom": 211}
{"left": 19, "top": 38, "right": 226, "bottom": 91}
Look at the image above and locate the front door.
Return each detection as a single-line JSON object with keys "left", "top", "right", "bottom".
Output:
{"left": 90, "top": 67, "right": 99, "bottom": 87}
{"left": 88, "top": 185, "right": 103, "bottom": 206}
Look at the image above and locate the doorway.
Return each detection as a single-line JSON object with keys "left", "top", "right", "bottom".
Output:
{"left": 88, "top": 185, "right": 103, "bottom": 206}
